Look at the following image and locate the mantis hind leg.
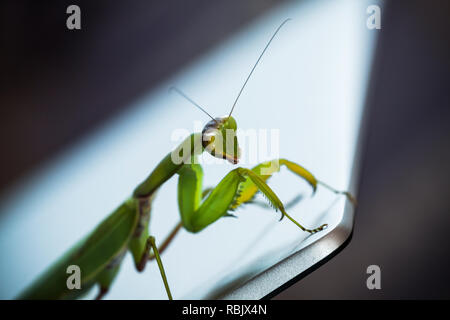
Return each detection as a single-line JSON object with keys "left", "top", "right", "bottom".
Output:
{"left": 147, "top": 236, "right": 173, "bottom": 300}
{"left": 125, "top": 196, "right": 172, "bottom": 299}
{"left": 136, "top": 234, "right": 173, "bottom": 299}
{"left": 129, "top": 197, "right": 153, "bottom": 271}
{"left": 129, "top": 229, "right": 173, "bottom": 299}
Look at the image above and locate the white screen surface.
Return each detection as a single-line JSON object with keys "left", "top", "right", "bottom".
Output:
{"left": 0, "top": 0, "right": 377, "bottom": 299}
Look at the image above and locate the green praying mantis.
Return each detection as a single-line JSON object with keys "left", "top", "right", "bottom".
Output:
{"left": 18, "top": 19, "right": 356, "bottom": 300}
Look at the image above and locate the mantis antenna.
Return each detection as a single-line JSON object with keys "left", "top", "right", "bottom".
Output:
{"left": 228, "top": 18, "right": 291, "bottom": 118}
{"left": 169, "top": 86, "right": 218, "bottom": 123}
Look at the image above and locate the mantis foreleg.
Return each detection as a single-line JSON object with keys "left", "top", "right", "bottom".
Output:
{"left": 231, "top": 158, "right": 357, "bottom": 210}
{"left": 147, "top": 190, "right": 213, "bottom": 261}
{"left": 177, "top": 164, "right": 326, "bottom": 233}
{"left": 248, "top": 193, "right": 304, "bottom": 210}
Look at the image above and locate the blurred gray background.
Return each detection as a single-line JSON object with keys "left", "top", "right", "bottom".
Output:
{"left": 276, "top": 0, "right": 450, "bottom": 299}
{"left": 1, "top": 0, "right": 449, "bottom": 299}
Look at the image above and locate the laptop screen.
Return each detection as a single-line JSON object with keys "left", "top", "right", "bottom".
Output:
{"left": 0, "top": 0, "right": 378, "bottom": 299}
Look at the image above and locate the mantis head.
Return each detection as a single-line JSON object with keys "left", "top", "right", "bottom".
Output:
{"left": 202, "top": 116, "right": 241, "bottom": 164}
{"left": 171, "top": 19, "right": 291, "bottom": 165}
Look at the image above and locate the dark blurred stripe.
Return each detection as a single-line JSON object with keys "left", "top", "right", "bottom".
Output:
{"left": 0, "top": 0, "right": 286, "bottom": 193}
{"left": 275, "top": 0, "right": 450, "bottom": 299}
